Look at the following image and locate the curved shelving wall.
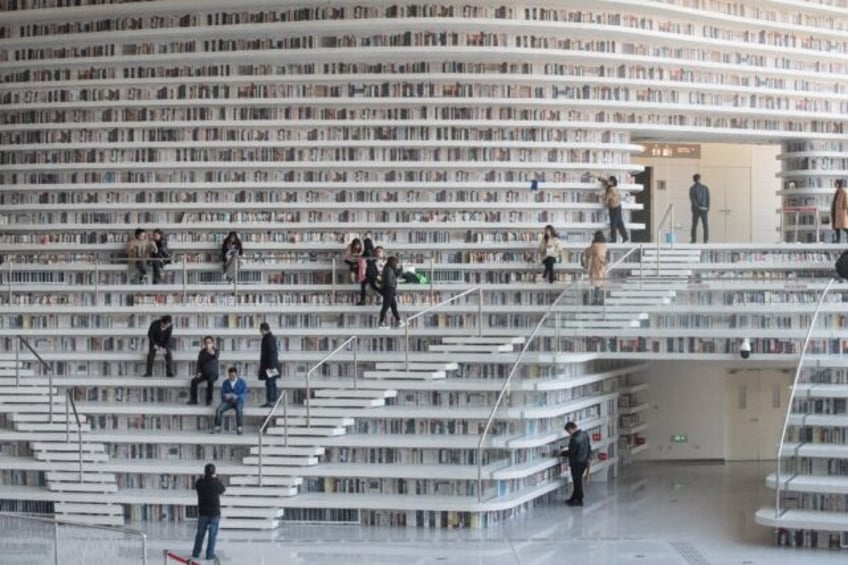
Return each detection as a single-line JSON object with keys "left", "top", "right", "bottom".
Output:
{"left": 1, "top": 0, "right": 848, "bottom": 537}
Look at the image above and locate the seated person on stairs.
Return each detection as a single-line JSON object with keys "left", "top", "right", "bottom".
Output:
{"left": 212, "top": 367, "right": 247, "bottom": 435}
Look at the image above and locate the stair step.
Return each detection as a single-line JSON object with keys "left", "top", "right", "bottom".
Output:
{"left": 313, "top": 389, "right": 396, "bottom": 399}
{"left": 273, "top": 417, "right": 352, "bottom": 428}
{"left": 440, "top": 336, "right": 525, "bottom": 345}
{"left": 573, "top": 312, "right": 648, "bottom": 321}
{"left": 305, "top": 398, "right": 385, "bottom": 408}
{"left": 375, "top": 362, "right": 459, "bottom": 371}
{"left": 221, "top": 507, "right": 285, "bottom": 518}
{"left": 247, "top": 445, "right": 325, "bottom": 456}
{"left": 52, "top": 514, "right": 125, "bottom": 527}
{"left": 46, "top": 471, "right": 116, "bottom": 483}
{"left": 607, "top": 291, "right": 676, "bottom": 298}
{"left": 219, "top": 518, "right": 279, "bottom": 530}
{"left": 241, "top": 455, "right": 318, "bottom": 466}
{"left": 15, "top": 422, "right": 91, "bottom": 432}
{"left": 266, "top": 426, "right": 346, "bottom": 437}
{"left": 13, "top": 413, "right": 88, "bottom": 423}
{"left": 0, "top": 387, "right": 59, "bottom": 396}
{"left": 228, "top": 476, "right": 302, "bottom": 487}
{"left": 628, "top": 269, "right": 693, "bottom": 277}
{"left": 605, "top": 298, "right": 671, "bottom": 306}
{"left": 225, "top": 486, "right": 298, "bottom": 497}
{"left": 562, "top": 320, "right": 642, "bottom": 329}
{"left": 247, "top": 446, "right": 323, "bottom": 457}
{"left": 0, "top": 395, "right": 65, "bottom": 404}
{"left": 362, "top": 370, "right": 446, "bottom": 380}
{"left": 54, "top": 503, "right": 122, "bottom": 516}
{"left": 49, "top": 482, "right": 118, "bottom": 493}
{"left": 36, "top": 451, "right": 107, "bottom": 462}
{"left": 32, "top": 442, "right": 103, "bottom": 453}
{"left": 428, "top": 344, "right": 514, "bottom": 353}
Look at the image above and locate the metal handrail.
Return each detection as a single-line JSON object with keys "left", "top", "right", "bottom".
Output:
{"left": 474, "top": 245, "right": 639, "bottom": 501}
{"left": 774, "top": 277, "right": 835, "bottom": 518}
{"left": 17, "top": 336, "right": 55, "bottom": 423}
{"left": 404, "top": 287, "right": 482, "bottom": 371}
{"left": 305, "top": 335, "right": 358, "bottom": 427}
{"left": 654, "top": 203, "right": 674, "bottom": 275}
{"left": 257, "top": 389, "right": 288, "bottom": 488}
{"left": 0, "top": 511, "right": 148, "bottom": 565}
{"left": 64, "top": 391, "right": 84, "bottom": 483}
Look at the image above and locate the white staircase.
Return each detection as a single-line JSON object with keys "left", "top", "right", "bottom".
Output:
{"left": 0, "top": 363, "right": 122, "bottom": 526}
{"left": 629, "top": 247, "right": 702, "bottom": 279}
{"left": 220, "top": 386, "right": 397, "bottom": 529}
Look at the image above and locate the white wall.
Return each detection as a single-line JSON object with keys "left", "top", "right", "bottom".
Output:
{"left": 641, "top": 360, "right": 727, "bottom": 460}
{"left": 632, "top": 143, "right": 781, "bottom": 243}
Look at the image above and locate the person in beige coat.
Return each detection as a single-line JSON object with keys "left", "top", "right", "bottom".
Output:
{"left": 583, "top": 231, "right": 609, "bottom": 305}
{"left": 831, "top": 179, "right": 848, "bottom": 242}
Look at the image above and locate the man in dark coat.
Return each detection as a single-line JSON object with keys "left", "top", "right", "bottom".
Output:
{"left": 192, "top": 462, "right": 226, "bottom": 561}
{"left": 689, "top": 173, "right": 711, "bottom": 243}
{"left": 144, "top": 315, "right": 174, "bottom": 377}
{"left": 258, "top": 322, "right": 281, "bottom": 408}
{"left": 561, "top": 421, "right": 592, "bottom": 507}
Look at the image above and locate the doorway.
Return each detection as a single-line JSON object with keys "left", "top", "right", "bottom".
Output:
{"left": 699, "top": 166, "right": 752, "bottom": 243}
{"left": 724, "top": 368, "right": 792, "bottom": 461}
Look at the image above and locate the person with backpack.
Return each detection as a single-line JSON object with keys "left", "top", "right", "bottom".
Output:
{"left": 378, "top": 256, "right": 404, "bottom": 329}
{"left": 357, "top": 240, "right": 384, "bottom": 306}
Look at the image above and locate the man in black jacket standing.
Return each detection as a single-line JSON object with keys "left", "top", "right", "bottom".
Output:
{"left": 561, "top": 421, "right": 592, "bottom": 507}
{"left": 689, "top": 173, "right": 711, "bottom": 243}
{"left": 144, "top": 315, "right": 174, "bottom": 377}
{"left": 258, "top": 322, "right": 281, "bottom": 408}
{"left": 192, "top": 462, "right": 225, "bottom": 562}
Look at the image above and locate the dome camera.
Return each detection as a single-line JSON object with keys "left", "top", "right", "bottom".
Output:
{"left": 740, "top": 338, "right": 752, "bottom": 360}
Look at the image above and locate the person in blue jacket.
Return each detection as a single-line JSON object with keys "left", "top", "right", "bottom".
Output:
{"left": 212, "top": 367, "right": 247, "bottom": 434}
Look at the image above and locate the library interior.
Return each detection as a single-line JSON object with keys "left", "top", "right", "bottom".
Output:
{"left": 1, "top": 0, "right": 848, "bottom": 563}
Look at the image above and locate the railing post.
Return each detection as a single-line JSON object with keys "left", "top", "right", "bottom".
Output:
{"left": 404, "top": 323, "right": 410, "bottom": 372}
{"left": 15, "top": 337, "right": 20, "bottom": 387}
{"left": 53, "top": 519, "right": 59, "bottom": 565}
{"left": 181, "top": 257, "right": 187, "bottom": 304}
{"left": 477, "top": 288, "right": 483, "bottom": 337}
{"left": 257, "top": 427, "right": 264, "bottom": 487}
{"left": 331, "top": 258, "right": 336, "bottom": 304}
{"left": 48, "top": 364, "right": 54, "bottom": 424}
{"left": 77, "top": 415, "right": 83, "bottom": 483}
{"left": 283, "top": 391, "right": 288, "bottom": 447}
{"left": 305, "top": 368, "right": 311, "bottom": 428}
{"left": 353, "top": 337, "right": 358, "bottom": 391}
{"left": 65, "top": 392, "right": 70, "bottom": 443}
{"left": 141, "top": 532, "right": 148, "bottom": 565}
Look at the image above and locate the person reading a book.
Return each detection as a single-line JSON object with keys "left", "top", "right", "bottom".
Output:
{"left": 258, "top": 322, "right": 282, "bottom": 408}
{"left": 188, "top": 336, "right": 219, "bottom": 406}
{"left": 212, "top": 367, "right": 247, "bottom": 434}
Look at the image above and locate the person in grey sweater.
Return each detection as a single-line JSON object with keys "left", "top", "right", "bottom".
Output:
{"left": 689, "top": 174, "right": 710, "bottom": 243}
{"left": 378, "top": 256, "right": 404, "bottom": 329}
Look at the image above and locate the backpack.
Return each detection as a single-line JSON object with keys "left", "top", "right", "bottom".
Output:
{"left": 836, "top": 250, "right": 848, "bottom": 279}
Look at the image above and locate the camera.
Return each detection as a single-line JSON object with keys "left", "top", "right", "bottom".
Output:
{"left": 740, "top": 338, "right": 752, "bottom": 360}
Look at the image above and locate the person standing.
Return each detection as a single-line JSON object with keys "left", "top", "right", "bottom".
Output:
{"left": 212, "top": 367, "right": 247, "bottom": 434}
{"left": 143, "top": 315, "right": 174, "bottom": 378}
{"left": 191, "top": 463, "right": 226, "bottom": 562}
{"left": 538, "top": 225, "right": 561, "bottom": 284}
{"left": 188, "top": 336, "right": 219, "bottom": 406}
{"left": 258, "top": 322, "right": 281, "bottom": 408}
{"left": 689, "top": 173, "right": 711, "bottom": 243}
{"left": 126, "top": 227, "right": 156, "bottom": 284}
{"left": 378, "top": 256, "right": 404, "bottom": 329}
{"left": 344, "top": 237, "right": 363, "bottom": 283}
{"left": 150, "top": 228, "right": 171, "bottom": 284}
{"left": 830, "top": 179, "right": 848, "bottom": 243}
{"left": 582, "top": 231, "right": 609, "bottom": 306}
{"left": 561, "top": 421, "right": 592, "bottom": 506}
{"left": 221, "top": 231, "right": 243, "bottom": 283}
{"left": 602, "top": 176, "right": 628, "bottom": 243}
{"left": 357, "top": 243, "right": 384, "bottom": 306}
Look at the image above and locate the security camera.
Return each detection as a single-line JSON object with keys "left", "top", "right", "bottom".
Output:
{"left": 740, "top": 338, "right": 752, "bottom": 360}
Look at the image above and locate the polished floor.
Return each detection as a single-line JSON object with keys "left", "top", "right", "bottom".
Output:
{"left": 3, "top": 461, "right": 846, "bottom": 564}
